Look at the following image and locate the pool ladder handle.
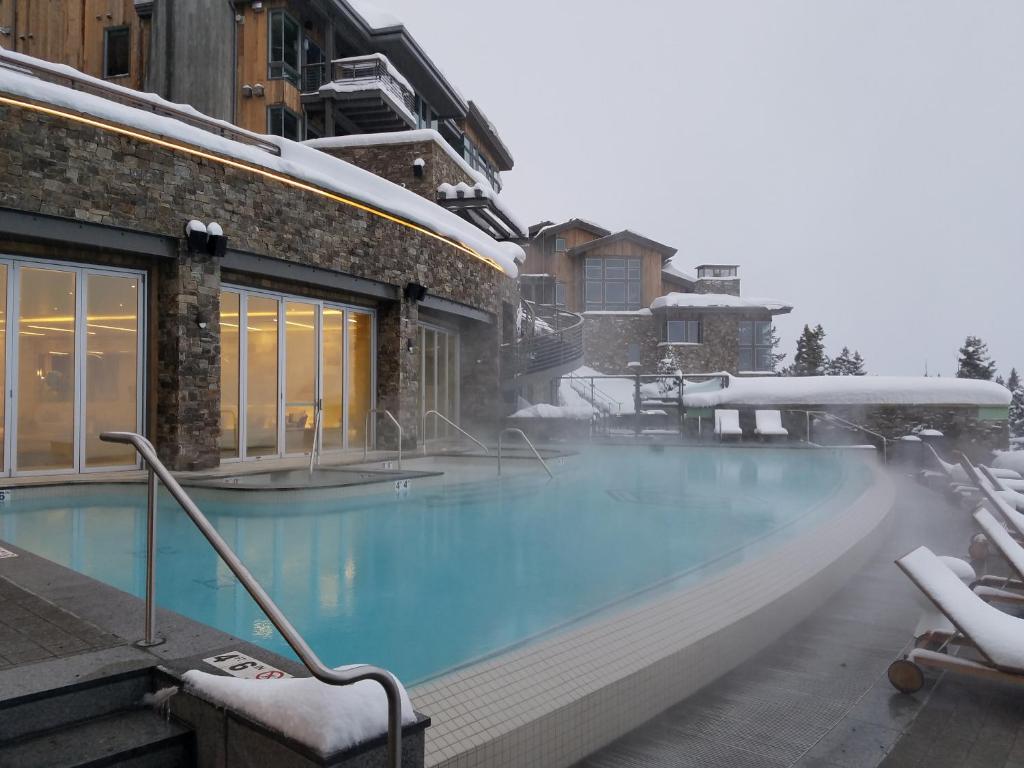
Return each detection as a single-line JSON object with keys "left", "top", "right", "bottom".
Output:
{"left": 308, "top": 404, "right": 323, "bottom": 475}
{"left": 363, "top": 409, "right": 402, "bottom": 469}
{"left": 796, "top": 410, "right": 889, "bottom": 463}
{"left": 497, "top": 428, "right": 554, "bottom": 479}
{"left": 99, "top": 431, "right": 404, "bottom": 768}
{"left": 421, "top": 411, "right": 489, "bottom": 456}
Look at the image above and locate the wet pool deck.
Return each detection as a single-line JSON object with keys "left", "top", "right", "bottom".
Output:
{"left": 577, "top": 475, "right": 1024, "bottom": 768}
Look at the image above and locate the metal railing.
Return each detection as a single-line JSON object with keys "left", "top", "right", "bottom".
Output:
{"left": 512, "top": 301, "right": 585, "bottom": 375}
{"left": 363, "top": 409, "right": 403, "bottom": 469}
{"left": 330, "top": 55, "right": 416, "bottom": 116}
{"left": 308, "top": 408, "right": 323, "bottom": 474}
{"left": 0, "top": 50, "right": 281, "bottom": 156}
{"left": 301, "top": 62, "right": 327, "bottom": 93}
{"left": 798, "top": 410, "right": 889, "bottom": 463}
{"left": 421, "top": 410, "right": 489, "bottom": 456}
{"left": 497, "top": 428, "right": 554, "bottom": 479}
{"left": 98, "top": 432, "right": 402, "bottom": 768}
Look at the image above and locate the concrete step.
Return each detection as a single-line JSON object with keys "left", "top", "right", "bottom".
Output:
{"left": 0, "top": 668, "right": 154, "bottom": 743}
{"left": 0, "top": 708, "right": 192, "bottom": 767}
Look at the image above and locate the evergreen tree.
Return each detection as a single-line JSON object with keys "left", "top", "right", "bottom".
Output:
{"left": 1009, "top": 368, "right": 1024, "bottom": 440}
{"left": 827, "top": 347, "right": 860, "bottom": 375}
{"left": 956, "top": 336, "right": 997, "bottom": 380}
{"left": 851, "top": 350, "right": 867, "bottom": 375}
{"left": 790, "top": 324, "right": 827, "bottom": 376}
{"left": 768, "top": 326, "right": 787, "bottom": 373}
{"left": 996, "top": 374, "right": 1006, "bottom": 387}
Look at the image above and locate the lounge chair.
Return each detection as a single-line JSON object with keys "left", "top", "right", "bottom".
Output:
{"left": 714, "top": 409, "right": 742, "bottom": 440}
{"left": 969, "top": 508, "right": 1024, "bottom": 606}
{"left": 888, "top": 546, "right": 1024, "bottom": 693}
{"left": 754, "top": 410, "right": 788, "bottom": 439}
{"left": 978, "top": 465, "right": 1024, "bottom": 510}
{"left": 962, "top": 461, "right": 1024, "bottom": 532}
{"left": 929, "top": 444, "right": 1022, "bottom": 487}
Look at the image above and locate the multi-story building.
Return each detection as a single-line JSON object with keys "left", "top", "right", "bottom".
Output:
{"left": 521, "top": 219, "right": 792, "bottom": 376}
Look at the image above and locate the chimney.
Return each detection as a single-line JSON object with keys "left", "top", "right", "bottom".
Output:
{"left": 695, "top": 264, "right": 740, "bottom": 296}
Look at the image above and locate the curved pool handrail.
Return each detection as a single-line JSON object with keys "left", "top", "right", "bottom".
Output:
{"left": 497, "top": 428, "right": 554, "bottom": 479}
{"left": 308, "top": 407, "right": 323, "bottom": 475}
{"left": 421, "top": 410, "right": 489, "bottom": 456}
{"left": 363, "top": 409, "right": 402, "bottom": 469}
{"left": 99, "top": 431, "right": 403, "bottom": 768}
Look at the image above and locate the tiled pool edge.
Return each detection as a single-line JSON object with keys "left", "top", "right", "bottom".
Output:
{"left": 411, "top": 460, "right": 896, "bottom": 768}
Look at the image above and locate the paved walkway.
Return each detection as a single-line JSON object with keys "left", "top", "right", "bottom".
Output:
{"left": 577, "top": 475, "right": 1024, "bottom": 768}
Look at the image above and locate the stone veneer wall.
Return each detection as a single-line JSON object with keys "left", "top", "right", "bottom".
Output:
{"left": 695, "top": 277, "right": 740, "bottom": 296}
{"left": 0, "top": 102, "right": 517, "bottom": 468}
{"left": 318, "top": 139, "right": 475, "bottom": 203}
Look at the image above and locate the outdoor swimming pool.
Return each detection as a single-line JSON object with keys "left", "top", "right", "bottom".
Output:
{"left": 0, "top": 446, "right": 872, "bottom": 683}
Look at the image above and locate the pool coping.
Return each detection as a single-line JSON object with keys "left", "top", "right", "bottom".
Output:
{"left": 409, "top": 453, "right": 896, "bottom": 768}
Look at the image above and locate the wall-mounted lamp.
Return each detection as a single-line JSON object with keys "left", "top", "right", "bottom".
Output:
{"left": 252, "top": 83, "right": 265, "bottom": 98}
{"left": 252, "top": 1, "right": 264, "bottom": 11}
{"left": 185, "top": 219, "right": 207, "bottom": 252}
{"left": 413, "top": 157, "right": 425, "bottom": 178}
{"left": 403, "top": 282, "right": 428, "bottom": 303}
{"left": 406, "top": 338, "right": 414, "bottom": 354}
{"left": 196, "top": 310, "right": 210, "bottom": 330}
{"left": 184, "top": 220, "right": 228, "bottom": 259}
{"left": 242, "top": 84, "right": 253, "bottom": 98}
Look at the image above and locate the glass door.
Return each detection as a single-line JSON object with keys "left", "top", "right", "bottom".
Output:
{"left": 419, "top": 324, "right": 459, "bottom": 442}
{"left": 321, "top": 307, "right": 345, "bottom": 451}
{"left": 284, "top": 300, "right": 318, "bottom": 456}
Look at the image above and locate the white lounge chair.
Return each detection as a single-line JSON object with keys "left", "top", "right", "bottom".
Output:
{"left": 888, "top": 546, "right": 1024, "bottom": 693}
{"left": 969, "top": 508, "right": 1024, "bottom": 606}
{"left": 754, "top": 410, "right": 788, "bottom": 439}
{"left": 929, "top": 444, "right": 1022, "bottom": 486}
{"left": 714, "top": 409, "right": 742, "bottom": 439}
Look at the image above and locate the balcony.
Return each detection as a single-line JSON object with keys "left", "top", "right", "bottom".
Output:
{"left": 302, "top": 54, "right": 417, "bottom": 134}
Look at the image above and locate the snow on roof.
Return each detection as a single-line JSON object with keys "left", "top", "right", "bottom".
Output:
{"left": 306, "top": 130, "right": 526, "bottom": 238}
{"left": 183, "top": 667, "right": 416, "bottom": 755}
{"left": 347, "top": 0, "right": 402, "bottom": 30}
{"left": 317, "top": 81, "right": 415, "bottom": 124}
{"left": 682, "top": 374, "right": 1012, "bottom": 408}
{"left": 662, "top": 261, "right": 696, "bottom": 283}
{"left": 0, "top": 50, "right": 518, "bottom": 277}
{"left": 650, "top": 293, "right": 791, "bottom": 312}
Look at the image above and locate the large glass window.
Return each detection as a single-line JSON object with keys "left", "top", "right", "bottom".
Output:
{"left": 665, "top": 319, "right": 701, "bottom": 344}
{"left": 220, "top": 291, "right": 240, "bottom": 459}
{"left": 246, "top": 295, "right": 279, "bottom": 457}
{"left": 738, "top": 320, "right": 775, "bottom": 372}
{"left": 284, "top": 301, "right": 318, "bottom": 455}
{"left": 103, "top": 27, "right": 130, "bottom": 79}
{"left": 584, "top": 257, "right": 642, "bottom": 311}
{"left": 347, "top": 311, "right": 373, "bottom": 448}
{"left": 269, "top": 10, "right": 300, "bottom": 85}
{"left": 420, "top": 325, "right": 459, "bottom": 441}
{"left": 321, "top": 309, "right": 345, "bottom": 451}
{"left": 9, "top": 262, "right": 143, "bottom": 475}
{"left": 268, "top": 106, "right": 302, "bottom": 141}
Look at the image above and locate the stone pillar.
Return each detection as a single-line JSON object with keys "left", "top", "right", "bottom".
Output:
{"left": 154, "top": 244, "right": 221, "bottom": 470}
{"left": 375, "top": 297, "right": 420, "bottom": 449}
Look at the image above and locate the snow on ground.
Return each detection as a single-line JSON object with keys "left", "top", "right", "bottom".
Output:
{"left": 510, "top": 402, "right": 593, "bottom": 420}
{"left": 682, "top": 374, "right": 1011, "bottom": 408}
{"left": 0, "top": 51, "right": 520, "bottom": 275}
{"left": 183, "top": 667, "right": 416, "bottom": 755}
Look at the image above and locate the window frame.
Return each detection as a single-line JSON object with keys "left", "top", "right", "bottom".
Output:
{"left": 665, "top": 319, "right": 701, "bottom": 344}
{"left": 268, "top": 9, "right": 301, "bottom": 86}
{"left": 267, "top": 105, "right": 303, "bottom": 141}
{"left": 554, "top": 237, "right": 567, "bottom": 253}
{"left": 583, "top": 256, "right": 642, "bottom": 311}
{"left": 103, "top": 26, "right": 131, "bottom": 79}
{"left": 737, "top": 319, "right": 775, "bottom": 371}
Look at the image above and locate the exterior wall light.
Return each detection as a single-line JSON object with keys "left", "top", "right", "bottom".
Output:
{"left": 242, "top": 85, "right": 253, "bottom": 98}
{"left": 403, "top": 282, "right": 428, "bottom": 303}
{"left": 196, "top": 310, "right": 210, "bottom": 330}
{"left": 413, "top": 158, "right": 425, "bottom": 178}
{"left": 206, "top": 222, "right": 227, "bottom": 258}
{"left": 185, "top": 219, "right": 208, "bottom": 252}
{"left": 252, "top": 1, "right": 264, "bottom": 11}
{"left": 252, "top": 83, "right": 265, "bottom": 98}
{"left": 184, "top": 220, "right": 227, "bottom": 258}
{"left": 406, "top": 338, "right": 414, "bottom": 354}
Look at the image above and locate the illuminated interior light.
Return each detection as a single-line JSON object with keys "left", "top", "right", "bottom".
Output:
{"left": 285, "top": 321, "right": 315, "bottom": 329}
{"left": 86, "top": 323, "right": 136, "bottom": 332}
{"left": 0, "top": 94, "right": 509, "bottom": 275}
{"left": 19, "top": 331, "right": 44, "bottom": 336}
{"left": 26, "top": 325, "right": 74, "bottom": 333}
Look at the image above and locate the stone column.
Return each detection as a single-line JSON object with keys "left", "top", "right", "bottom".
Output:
{"left": 154, "top": 244, "right": 221, "bottom": 470}
{"left": 375, "top": 297, "right": 420, "bottom": 449}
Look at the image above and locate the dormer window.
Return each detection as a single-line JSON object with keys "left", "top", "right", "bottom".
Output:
{"left": 554, "top": 238, "right": 566, "bottom": 253}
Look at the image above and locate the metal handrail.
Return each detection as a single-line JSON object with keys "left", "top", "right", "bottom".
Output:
{"left": 497, "top": 428, "right": 554, "bottom": 479}
{"left": 99, "top": 432, "right": 402, "bottom": 768}
{"left": 363, "top": 409, "right": 402, "bottom": 469}
{"left": 803, "top": 410, "right": 888, "bottom": 463}
{"left": 308, "top": 408, "right": 323, "bottom": 475}
{"left": 421, "top": 410, "right": 489, "bottom": 455}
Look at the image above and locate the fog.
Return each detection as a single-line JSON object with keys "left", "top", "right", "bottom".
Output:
{"left": 376, "top": 0, "right": 1024, "bottom": 377}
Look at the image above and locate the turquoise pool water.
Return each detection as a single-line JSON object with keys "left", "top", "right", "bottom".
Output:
{"left": 0, "top": 447, "right": 871, "bottom": 683}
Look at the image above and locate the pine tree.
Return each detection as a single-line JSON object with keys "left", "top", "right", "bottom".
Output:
{"left": 1008, "top": 368, "right": 1024, "bottom": 440}
{"left": 791, "top": 325, "right": 827, "bottom": 376}
{"left": 768, "top": 326, "right": 786, "bottom": 373}
{"left": 851, "top": 350, "right": 866, "bottom": 375}
{"left": 956, "top": 336, "right": 997, "bottom": 380}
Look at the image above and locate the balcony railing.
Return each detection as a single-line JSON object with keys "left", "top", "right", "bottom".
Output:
{"left": 511, "top": 301, "right": 585, "bottom": 376}
{"left": 304, "top": 54, "right": 417, "bottom": 133}
{"left": 332, "top": 55, "right": 415, "bottom": 117}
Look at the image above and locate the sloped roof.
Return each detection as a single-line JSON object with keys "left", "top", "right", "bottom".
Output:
{"left": 531, "top": 218, "right": 611, "bottom": 241}
{"left": 569, "top": 230, "right": 677, "bottom": 260}
{"left": 662, "top": 261, "right": 696, "bottom": 286}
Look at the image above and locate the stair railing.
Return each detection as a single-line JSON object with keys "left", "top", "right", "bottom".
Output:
{"left": 421, "top": 410, "right": 489, "bottom": 455}
{"left": 363, "top": 409, "right": 402, "bottom": 469}
{"left": 99, "top": 432, "right": 403, "bottom": 768}
{"left": 497, "top": 428, "right": 554, "bottom": 479}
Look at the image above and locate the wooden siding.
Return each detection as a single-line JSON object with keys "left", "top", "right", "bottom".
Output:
{"left": 522, "top": 226, "right": 604, "bottom": 313}
{"left": 575, "top": 239, "right": 666, "bottom": 310}
{"left": 2, "top": 0, "right": 145, "bottom": 89}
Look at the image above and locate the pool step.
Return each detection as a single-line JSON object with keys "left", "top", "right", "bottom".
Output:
{"left": 0, "top": 667, "right": 194, "bottom": 767}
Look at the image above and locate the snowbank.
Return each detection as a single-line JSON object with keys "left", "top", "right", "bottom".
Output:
{"left": 182, "top": 666, "right": 416, "bottom": 755}
{"left": 650, "top": 293, "right": 792, "bottom": 312}
{"left": 994, "top": 452, "right": 1024, "bottom": 476}
{"left": 0, "top": 50, "right": 519, "bottom": 276}
{"left": 510, "top": 403, "right": 593, "bottom": 420}
{"left": 682, "top": 375, "right": 1011, "bottom": 408}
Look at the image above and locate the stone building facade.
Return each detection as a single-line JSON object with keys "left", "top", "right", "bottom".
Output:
{"left": 0, "top": 90, "right": 518, "bottom": 472}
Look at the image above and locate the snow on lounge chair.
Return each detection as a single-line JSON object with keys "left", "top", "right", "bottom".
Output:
{"left": 963, "top": 461, "right": 1024, "bottom": 528}
{"left": 714, "top": 409, "right": 742, "bottom": 439}
{"left": 929, "top": 444, "right": 1022, "bottom": 487}
{"left": 969, "top": 508, "right": 1024, "bottom": 606}
{"left": 888, "top": 546, "right": 1024, "bottom": 694}
{"left": 754, "top": 410, "right": 788, "bottom": 438}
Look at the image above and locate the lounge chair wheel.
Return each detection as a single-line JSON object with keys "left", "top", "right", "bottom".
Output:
{"left": 887, "top": 658, "right": 924, "bottom": 694}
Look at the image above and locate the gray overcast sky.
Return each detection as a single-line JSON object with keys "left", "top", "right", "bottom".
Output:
{"left": 378, "top": 0, "right": 1023, "bottom": 377}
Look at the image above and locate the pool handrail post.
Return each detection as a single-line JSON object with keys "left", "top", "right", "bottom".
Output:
{"left": 497, "top": 427, "right": 554, "bottom": 479}
{"left": 141, "top": 467, "right": 161, "bottom": 647}
{"left": 421, "top": 410, "right": 489, "bottom": 456}
{"left": 308, "top": 406, "right": 322, "bottom": 475}
{"left": 363, "top": 409, "right": 402, "bottom": 469}
{"left": 99, "top": 431, "right": 404, "bottom": 768}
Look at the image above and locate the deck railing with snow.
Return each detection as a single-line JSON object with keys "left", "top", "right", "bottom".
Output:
{"left": 329, "top": 55, "right": 416, "bottom": 117}
{"left": 514, "top": 301, "right": 585, "bottom": 376}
